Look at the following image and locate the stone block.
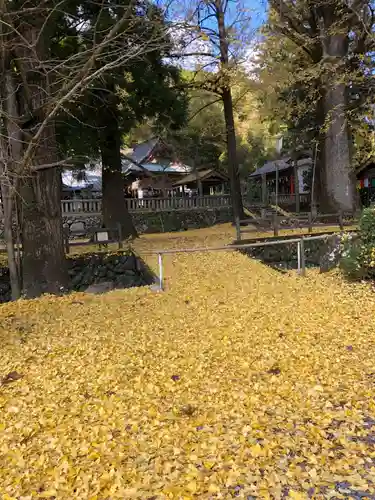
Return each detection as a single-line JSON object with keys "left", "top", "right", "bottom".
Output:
{"left": 85, "top": 281, "right": 114, "bottom": 294}
{"left": 319, "top": 235, "right": 342, "bottom": 273}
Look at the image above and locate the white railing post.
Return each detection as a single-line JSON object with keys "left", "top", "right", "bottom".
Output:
{"left": 60, "top": 194, "right": 233, "bottom": 215}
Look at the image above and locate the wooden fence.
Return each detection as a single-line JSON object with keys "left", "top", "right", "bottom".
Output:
{"left": 61, "top": 195, "right": 232, "bottom": 216}
{"left": 61, "top": 199, "right": 101, "bottom": 215}
{"left": 235, "top": 212, "right": 358, "bottom": 241}
{"left": 269, "top": 193, "right": 310, "bottom": 207}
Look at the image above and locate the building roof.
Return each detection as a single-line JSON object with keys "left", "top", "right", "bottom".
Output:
{"left": 173, "top": 168, "right": 229, "bottom": 187}
{"left": 121, "top": 137, "right": 192, "bottom": 175}
{"left": 123, "top": 161, "right": 191, "bottom": 175}
{"left": 131, "top": 137, "right": 160, "bottom": 163}
{"left": 62, "top": 137, "right": 193, "bottom": 190}
{"left": 250, "top": 156, "right": 312, "bottom": 177}
{"left": 356, "top": 158, "right": 375, "bottom": 175}
{"left": 250, "top": 159, "right": 291, "bottom": 177}
{"left": 62, "top": 166, "right": 102, "bottom": 191}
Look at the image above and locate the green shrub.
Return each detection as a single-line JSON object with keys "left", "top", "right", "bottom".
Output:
{"left": 340, "top": 207, "right": 375, "bottom": 280}
{"left": 359, "top": 206, "right": 375, "bottom": 244}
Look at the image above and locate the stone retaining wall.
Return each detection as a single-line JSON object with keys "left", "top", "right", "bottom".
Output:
{"left": 0, "top": 251, "right": 156, "bottom": 303}
{"left": 63, "top": 208, "right": 233, "bottom": 236}
{"left": 240, "top": 234, "right": 350, "bottom": 271}
{"left": 0, "top": 208, "right": 233, "bottom": 240}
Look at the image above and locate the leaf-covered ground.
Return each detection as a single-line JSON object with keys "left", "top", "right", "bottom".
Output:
{"left": 1, "top": 224, "right": 375, "bottom": 499}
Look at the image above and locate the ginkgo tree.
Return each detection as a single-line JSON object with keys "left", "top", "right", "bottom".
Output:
{"left": 265, "top": 0, "right": 375, "bottom": 213}
{"left": 174, "top": 0, "right": 255, "bottom": 220}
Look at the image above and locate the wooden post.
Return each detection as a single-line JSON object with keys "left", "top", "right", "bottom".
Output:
{"left": 293, "top": 159, "right": 300, "bottom": 213}
{"left": 117, "top": 222, "right": 123, "bottom": 249}
{"left": 235, "top": 216, "right": 241, "bottom": 241}
{"left": 275, "top": 163, "right": 279, "bottom": 207}
{"left": 197, "top": 179, "right": 203, "bottom": 196}
{"left": 308, "top": 212, "right": 313, "bottom": 233}
{"left": 338, "top": 210, "right": 344, "bottom": 231}
{"left": 261, "top": 173, "right": 267, "bottom": 206}
{"left": 272, "top": 214, "right": 279, "bottom": 237}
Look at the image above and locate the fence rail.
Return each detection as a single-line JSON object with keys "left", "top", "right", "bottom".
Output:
{"left": 61, "top": 199, "right": 101, "bottom": 215}
{"left": 269, "top": 193, "right": 310, "bottom": 206}
{"left": 61, "top": 195, "right": 232, "bottom": 216}
{"left": 235, "top": 211, "right": 358, "bottom": 240}
{"left": 150, "top": 233, "right": 342, "bottom": 290}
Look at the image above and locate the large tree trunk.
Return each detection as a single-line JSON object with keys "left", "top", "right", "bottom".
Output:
{"left": 321, "top": 83, "right": 357, "bottom": 212}
{"left": 15, "top": 24, "right": 68, "bottom": 298}
{"left": 215, "top": 0, "right": 244, "bottom": 222}
{"left": 100, "top": 123, "right": 137, "bottom": 239}
{"left": 20, "top": 164, "right": 68, "bottom": 298}
{"left": 222, "top": 87, "right": 244, "bottom": 221}
{"left": 0, "top": 71, "right": 21, "bottom": 299}
{"left": 273, "top": 3, "right": 360, "bottom": 214}
{"left": 1, "top": 182, "right": 21, "bottom": 300}
{"left": 318, "top": 11, "right": 358, "bottom": 213}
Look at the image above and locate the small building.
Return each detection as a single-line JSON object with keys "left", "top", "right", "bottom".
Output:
{"left": 122, "top": 137, "right": 192, "bottom": 198}
{"left": 356, "top": 159, "right": 375, "bottom": 206}
{"left": 173, "top": 168, "right": 229, "bottom": 196}
{"left": 61, "top": 137, "right": 230, "bottom": 202}
{"left": 62, "top": 165, "right": 102, "bottom": 199}
{"left": 249, "top": 153, "right": 375, "bottom": 211}
{"left": 249, "top": 154, "right": 312, "bottom": 211}
{"left": 62, "top": 138, "right": 192, "bottom": 199}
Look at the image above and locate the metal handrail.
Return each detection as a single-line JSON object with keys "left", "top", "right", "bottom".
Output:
{"left": 151, "top": 233, "right": 348, "bottom": 290}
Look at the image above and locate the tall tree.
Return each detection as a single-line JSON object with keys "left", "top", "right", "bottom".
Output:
{"left": 177, "top": 0, "right": 255, "bottom": 220}
{"left": 166, "top": 73, "right": 226, "bottom": 170}
{"left": 129, "top": 68, "right": 271, "bottom": 178}
{"left": 265, "top": 0, "right": 374, "bottom": 212}
{"left": 0, "top": 0, "right": 177, "bottom": 298}
{"left": 58, "top": 2, "right": 187, "bottom": 238}
{"left": 215, "top": 0, "right": 244, "bottom": 219}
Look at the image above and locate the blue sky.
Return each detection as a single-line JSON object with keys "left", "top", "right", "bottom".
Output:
{"left": 163, "top": 0, "right": 267, "bottom": 31}
{"left": 226, "top": 0, "right": 267, "bottom": 31}
{"left": 249, "top": 0, "right": 267, "bottom": 29}
{"left": 164, "top": 0, "right": 268, "bottom": 71}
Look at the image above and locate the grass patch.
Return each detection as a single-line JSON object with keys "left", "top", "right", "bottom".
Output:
{"left": 0, "top": 224, "right": 374, "bottom": 498}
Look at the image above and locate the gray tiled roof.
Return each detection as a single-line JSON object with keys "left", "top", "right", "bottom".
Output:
{"left": 250, "top": 157, "right": 312, "bottom": 177}
{"left": 250, "top": 158, "right": 291, "bottom": 177}
{"left": 130, "top": 137, "right": 159, "bottom": 163}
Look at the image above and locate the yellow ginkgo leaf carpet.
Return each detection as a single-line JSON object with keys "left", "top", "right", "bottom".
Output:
{"left": 0, "top": 226, "right": 375, "bottom": 499}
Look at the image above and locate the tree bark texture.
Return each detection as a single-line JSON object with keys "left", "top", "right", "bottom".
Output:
{"left": 317, "top": 15, "right": 358, "bottom": 213}
{"left": 273, "top": 3, "right": 360, "bottom": 214}
{"left": 215, "top": 0, "right": 244, "bottom": 221}
{"left": 0, "top": 181, "right": 21, "bottom": 300}
{"left": 322, "top": 84, "right": 357, "bottom": 212}
{"left": 20, "top": 162, "right": 68, "bottom": 298}
{"left": 100, "top": 123, "right": 137, "bottom": 239}
{"left": 0, "top": 71, "right": 22, "bottom": 299}
{"left": 222, "top": 87, "right": 244, "bottom": 220}
{"left": 16, "top": 26, "right": 68, "bottom": 298}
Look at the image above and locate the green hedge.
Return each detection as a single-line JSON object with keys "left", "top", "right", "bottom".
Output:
{"left": 340, "top": 207, "right": 375, "bottom": 280}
